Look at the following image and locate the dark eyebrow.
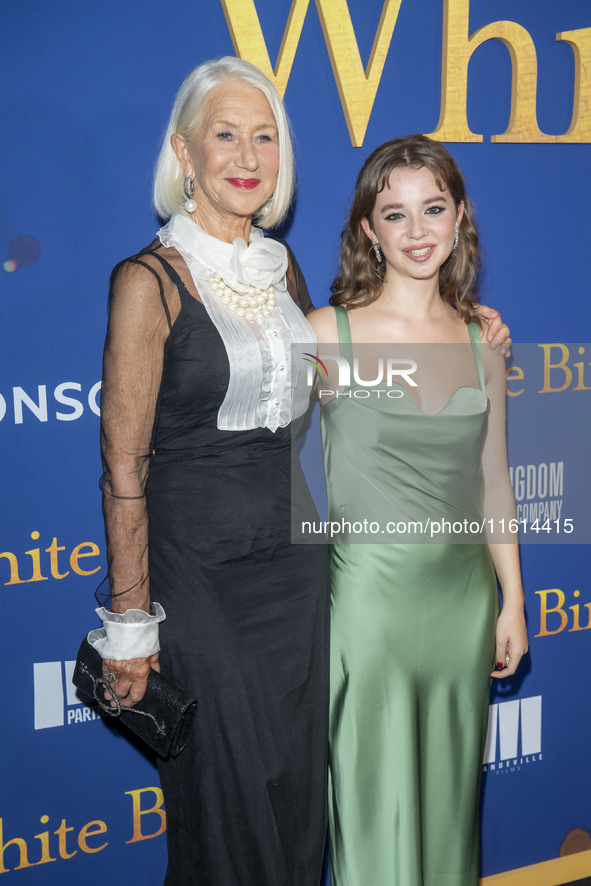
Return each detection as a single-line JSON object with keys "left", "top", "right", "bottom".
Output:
{"left": 380, "top": 195, "right": 448, "bottom": 212}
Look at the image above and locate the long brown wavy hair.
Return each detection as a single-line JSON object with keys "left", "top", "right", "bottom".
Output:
{"left": 330, "top": 135, "right": 482, "bottom": 324}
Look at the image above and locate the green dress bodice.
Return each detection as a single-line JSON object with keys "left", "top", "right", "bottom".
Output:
{"left": 321, "top": 308, "right": 490, "bottom": 543}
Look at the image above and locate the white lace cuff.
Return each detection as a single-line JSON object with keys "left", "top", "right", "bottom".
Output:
{"left": 87, "top": 603, "right": 166, "bottom": 660}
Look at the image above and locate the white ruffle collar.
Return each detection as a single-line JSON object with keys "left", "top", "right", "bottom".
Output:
{"left": 159, "top": 213, "right": 288, "bottom": 294}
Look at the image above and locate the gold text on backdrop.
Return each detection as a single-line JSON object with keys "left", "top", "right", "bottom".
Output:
{"left": 428, "top": 0, "right": 591, "bottom": 143}
{"left": 221, "top": 0, "right": 591, "bottom": 146}
{"left": 221, "top": 0, "right": 403, "bottom": 146}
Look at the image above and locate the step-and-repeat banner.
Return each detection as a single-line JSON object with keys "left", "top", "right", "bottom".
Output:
{"left": 1, "top": 1, "right": 589, "bottom": 884}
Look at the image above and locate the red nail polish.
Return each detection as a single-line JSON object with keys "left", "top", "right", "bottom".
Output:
{"left": 496, "top": 662, "right": 504, "bottom": 670}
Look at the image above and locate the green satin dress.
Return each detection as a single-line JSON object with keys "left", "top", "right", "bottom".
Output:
{"left": 322, "top": 307, "right": 499, "bottom": 886}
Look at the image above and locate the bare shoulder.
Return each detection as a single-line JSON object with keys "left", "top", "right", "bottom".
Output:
{"left": 307, "top": 304, "right": 339, "bottom": 344}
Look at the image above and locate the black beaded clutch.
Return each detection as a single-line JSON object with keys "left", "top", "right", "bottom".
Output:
{"left": 72, "top": 637, "right": 198, "bottom": 758}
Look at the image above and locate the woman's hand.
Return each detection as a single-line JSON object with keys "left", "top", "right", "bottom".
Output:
{"left": 475, "top": 304, "right": 511, "bottom": 357}
{"left": 102, "top": 653, "right": 161, "bottom": 708}
{"left": 490, "top": 605, "right": 528, "bottom": 679}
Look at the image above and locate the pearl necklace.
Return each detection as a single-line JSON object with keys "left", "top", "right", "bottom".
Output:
{"left": 211, "top": 275, "right": 276, "bottom": 323}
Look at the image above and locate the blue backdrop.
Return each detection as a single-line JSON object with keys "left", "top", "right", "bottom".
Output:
{"left": 1, "top": 1, "right": 589, "bottom": 883}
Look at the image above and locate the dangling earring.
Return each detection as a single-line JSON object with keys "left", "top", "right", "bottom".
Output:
{"left": 371, "top": 239, "right": 383, "bottom": 263}
{"left": 453, "top": 228, "right": 460, "bottom": 251}
{"left": 184, "top": 176, "right": 196, "bottom": 213}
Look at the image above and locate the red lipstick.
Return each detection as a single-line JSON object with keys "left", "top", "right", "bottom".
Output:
{"left": 226, "top": 178, "right": 260, "bottom": 190}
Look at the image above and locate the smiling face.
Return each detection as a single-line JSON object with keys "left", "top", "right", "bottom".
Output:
{"left": 361, "top": 165, "right": 464, "bottom": 285}
{"left": 171, "top": 80, "right": 280, "bottom": 237}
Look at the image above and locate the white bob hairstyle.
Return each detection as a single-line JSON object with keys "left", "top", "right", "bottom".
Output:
{"left": 153, "top": 57, "right": 296, "bottom": 229}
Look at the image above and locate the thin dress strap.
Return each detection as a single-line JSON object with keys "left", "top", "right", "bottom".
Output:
{"left": 468, "top": 321, "right": 486, "bottom": 394}
{"left": 143, "top": 248, "right": 197, "bottom": 307}
{"left": 335, "top": 308, "right": 485, "bottom": 393}
{"left": 334, "top": 305, "right": 354, "bottom": 367}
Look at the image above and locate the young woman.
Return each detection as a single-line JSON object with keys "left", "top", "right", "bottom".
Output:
{"left": 309, "top": 135, "right": 528, "bottom": 886}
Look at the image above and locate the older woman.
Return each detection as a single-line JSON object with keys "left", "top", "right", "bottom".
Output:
{"left": 95, "top": 60, "right": 510, "bottom": 886}
{"left": 98, "top": 57, "right": 329, "bottom": 886}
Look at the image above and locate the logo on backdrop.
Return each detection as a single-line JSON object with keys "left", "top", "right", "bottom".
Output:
{"left": 33, "top": 660, "right": 104, "bottom": 729}
{"left": 0, "top": 381, "right": 101, "bottom": 425}
{"left": 509, "top": 461, "right": 564, "bottom": 526}
{"left": 482, "top": 695, "right": 542, "bottom": 775}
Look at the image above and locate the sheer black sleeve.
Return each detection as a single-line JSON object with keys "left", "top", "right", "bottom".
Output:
{"left": 100, "top": 254, "right": 176, "bottom": 613}
{"left": 274, "top": 238, "right": 315, "bottom": 315}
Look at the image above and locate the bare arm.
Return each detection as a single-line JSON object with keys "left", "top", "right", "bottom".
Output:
{"left": 481, "top": 339, "right": 528, "bottom": 678}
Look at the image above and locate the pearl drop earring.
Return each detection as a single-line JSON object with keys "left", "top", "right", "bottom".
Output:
{"left": 184, "top": 176, "right": 196, "bottom": 213}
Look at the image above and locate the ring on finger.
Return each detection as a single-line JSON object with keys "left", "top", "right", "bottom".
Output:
{"left": 106, "top": 671, "right": 118, "bottom": 684}
{"left": 505, "top": 653, "right": 510, "bottom": 668}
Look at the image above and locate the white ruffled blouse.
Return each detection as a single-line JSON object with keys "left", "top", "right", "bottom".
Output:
{"left": 158, "top": 214, "right": 315, "bottom": 434}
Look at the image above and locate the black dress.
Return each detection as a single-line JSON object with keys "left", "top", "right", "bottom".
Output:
{"left": 100, "top": 237, "right": 329, "bottom": 886}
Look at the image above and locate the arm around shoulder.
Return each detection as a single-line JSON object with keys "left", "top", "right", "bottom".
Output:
{"left": 474, "top": 303, "right": 512, "bottom": 355}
